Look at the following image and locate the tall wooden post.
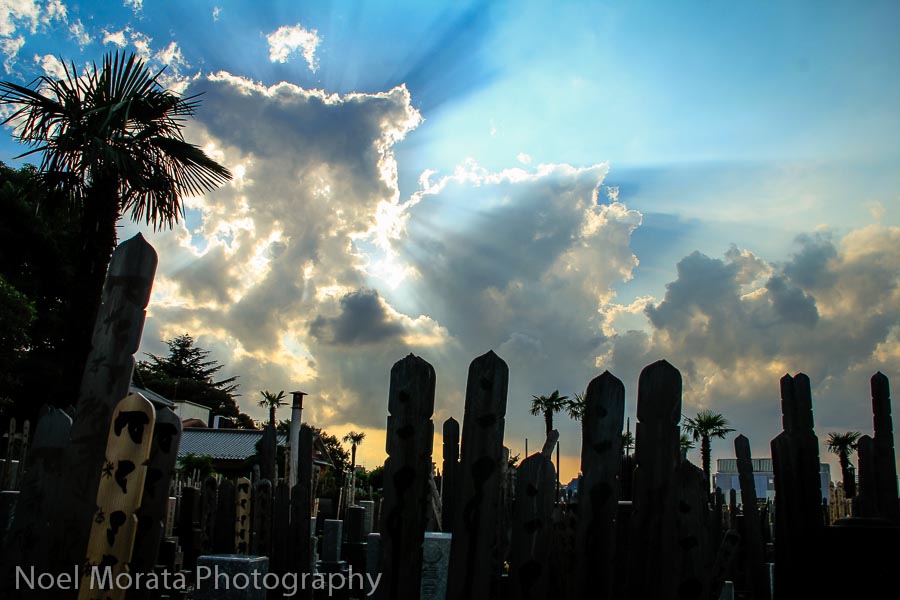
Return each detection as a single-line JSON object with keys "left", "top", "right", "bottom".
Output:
{"left": 130, "top": 407, "right": 182, "bottom": 578}
{"left": 447, "top": 350, "right": 509, "bottom": 600}
{"left": 78, "top": 393, "right": 156, "bottom": 600}
{"left": 770, "top": 373, "right": 823, "bottom": 598}
{"left": 871, "top": 372, "right": 898, "bottom": 522}
{"left": 508, "top": 452, "right": 555, "bottom": 600}
{"left": 0, "top": 407, "right": 72, "bottom": 595}
{"left": 441, "top": 417, "right": 460, "bottom": 531}
{"left": 378, "top": 354, "right": 436, "bottom": 600}
{"left": 575, "top": 371, "right": 625, "bottom": 600}
{"left": 54, "top": 234, "right": 157, "bottom": 573}
{"left": 734, "top": 434, "right": 769, "bottom": 600}
{"left": 627, "top": 360, "right": 682, "bottom": 600}
{"left": 290, "top": 424, "right": 314, "bottom": 599}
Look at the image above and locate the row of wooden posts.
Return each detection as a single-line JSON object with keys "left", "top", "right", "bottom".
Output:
{"left": 1, "top": 233, "right": 899, "bottom": 600}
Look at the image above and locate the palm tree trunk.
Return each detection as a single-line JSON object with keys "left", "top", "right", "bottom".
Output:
{"left": 840, "top": 452, "right": 856, "bottom": 498}
{"left": 544, "top": 410, "right": 553, "bottom": 437}
{"left": 702, "top": 435, "right": 712, "bottom": 493}
{"left": 269, "top": 405, "right": 276, "bottom": 429}
{"left": 351, "top": 444, "right": 357, "bottom": 470}
{"left": 64, "top": 177, "right": 120, "bottom": 402}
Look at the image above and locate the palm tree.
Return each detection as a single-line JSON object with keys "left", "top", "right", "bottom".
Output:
{"left": 0, "top": 51, "right": 231, "bottom": 397}
{"left": 622, "top": 430, "right": 635, "bottom": 456}
{"left": 566, "top": 391, "right": 586, "bottom": 421}
{"left": 530, "top": 390, "right": 569, "bottom": 436}
{"left": 827, "top": 431, "right": 862, "bottom": 498}
{"left": 258, "top": 390, "right": 287, "bottom": 429}
{"left": 683, "top": 409, "right": 735, "bottom": 493}
{"left": 679, "top": 431, "right": 696, "bottom": 452}
{"left": 342, "top": 431, "right": 366, "bottom": 471}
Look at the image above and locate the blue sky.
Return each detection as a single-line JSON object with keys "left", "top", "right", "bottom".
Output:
{"left": 2, "top": 0, "right": 899, "bottom": 479}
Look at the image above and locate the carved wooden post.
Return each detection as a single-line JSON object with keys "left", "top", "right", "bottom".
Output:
{"left": 770, "top": 373, "right": 823, "bottom": 598}
{"left": 235, "top": 477, "right": 251, "bottom": 554}
{"left": 272, "top": 481, "right": 290, "bottom": 575}
{"left": 78, "top": 393, "right": 156, "bottom": 600}
{"left": 735, "top": 434, "right": 769, "bottom": 600}
{"left": 627, "top": 360, "right": 681, "bottom": 600}
{"left": 855, "top": 435, "right": 878, "bottom": 518}
{"left": 674, "top": 460, "right": 710, "bottom": 600}
{"left": 378, "top": 354, "right": 436, "bottom": 600}
{"left": 447, "top": 350, "right": 509, "bottom": 600}
{"left": 290, "top": 424, "right": 314, "bottom": 596}
{"left": 575, "top": 371, "right": 625, "bottom": 600}
{"left": 178, "top": 486, "right": 201, "bottom": 570}
{"left": 0, "top": 407, "right": 72, "bottom": 593}
{"left": 709, "top": 528, "right": 741, "bottom": 600}
{"left": 251, "top": 479, "right": 273, "bottom": 556}
{"left": 54, "top": 234, "right": 157, "bottom": 572}
{"left": 871, "top": 372, "right": 898, "bottom": 522}
{"left": 213, "top": 479, "right": 236, "bottom": 553}
{"left": 199, "top": 475, "right": 218, "bottom": 555}
{"left": 441, "top": 417, "right": 460, "bottom": 532}
{"left": 130, "top": 407, "right": 182, "bottom": 578}
{"left": 508, "top": 452, "right": 555, "bottom": 600}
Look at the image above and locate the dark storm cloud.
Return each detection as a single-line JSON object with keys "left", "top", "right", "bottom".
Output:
{"left": 309, "top": 289, "right": 406, "bottom": 346}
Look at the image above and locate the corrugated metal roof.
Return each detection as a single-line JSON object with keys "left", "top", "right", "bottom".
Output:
{"left": 178, "top": 428, "right": 287, "bottom": 460}
{"left": 129, "top": 384, "right": 174, "bottom": 408}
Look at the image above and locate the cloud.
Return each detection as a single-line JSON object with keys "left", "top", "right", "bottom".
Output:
{"left": 309, "top": 289, "right": 406, "bottom": 346}
{"left": 0, "top": 0, "right": 67, "bottom": 72}
{"left": 132, "top": 73, "right": 424, "bottom": 426}
{"left": 598, "top": 226, "right": 900, "bottom": 466}
{"left": 1, "top": 1, "right": 66, "bottom": 37}
{"left": 101, "top": 27, "right": 152, "bottom": 59}
{"left": 212, "top": 6, "right": 221, "bottom": 22}
{"left": 266, "top": 23, "right": 320, "bottom": 71}
{"left": 102, "top": 28, "right": 127, "bottom": 47}
{"left": 124, "top": 0, "right": 142, "bottom": 15}
{"left": 68, "top": 18, "right": 91, "bottom": 47}
{"left": 33, "top": 52, "right": 65, "bottom": 78}
{"left": 1, "top": 35, "right": 24, "bottom": 73}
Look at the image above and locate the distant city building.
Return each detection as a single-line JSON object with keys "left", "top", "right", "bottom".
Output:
{"left": 713, "top": 457, "right": 831, "bottom": 503}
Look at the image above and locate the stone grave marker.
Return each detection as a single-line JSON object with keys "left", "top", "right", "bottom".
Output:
{"left": 420, "top": 532, "right": 452, "bottom": 600}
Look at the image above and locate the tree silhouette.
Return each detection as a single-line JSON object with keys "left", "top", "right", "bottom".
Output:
{"left": 342, "top": 430, "right": 366, "bottom": 470}
{"left": 135, "top": 334, "right": 253, "bottom": 428}
{"left": 259, "top": 390, "right": 287, "bottom": 430}
{"left": 683, "top": 409, "right": 735, "bottom": 493}
{"left": 1, "top": 51, "right": 231, "bottom": 398}
{"left": 530, "top": 390, "right": 569, "bottom": 436}
{"left": 827, "top": 431, "right": 862, "bottom": 498}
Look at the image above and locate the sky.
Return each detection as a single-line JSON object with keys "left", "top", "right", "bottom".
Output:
{"left": 1, "top": 0, "right": 899, "bottom": 482}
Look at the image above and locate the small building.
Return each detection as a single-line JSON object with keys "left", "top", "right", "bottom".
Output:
{"left": 713, "top": 457, "right": 831, "bottom": 503}
{"left": 177, "top": 427, "right": 334, "bottom": 477}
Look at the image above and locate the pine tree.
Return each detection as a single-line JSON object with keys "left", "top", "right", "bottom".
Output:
{"left": 135, "top": 334, "right": 254, "bottom": 428}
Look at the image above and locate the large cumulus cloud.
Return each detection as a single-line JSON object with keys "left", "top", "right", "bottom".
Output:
{"left": 599, "top": 227, "right": 900, "bottom": 469}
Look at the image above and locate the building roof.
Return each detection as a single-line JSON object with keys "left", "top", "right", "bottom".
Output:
{"left": 178, "top": 428, "right": 287, "bottom": 460}
{"left": 130, "top": 384, "right": 174, "bottom": 408}
{"left": 178, "top": 427, "right": 334, "bottom": 467}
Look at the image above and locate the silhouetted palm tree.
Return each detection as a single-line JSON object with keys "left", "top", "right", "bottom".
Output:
{"left": 258, "top": 390, "right": 287, "bottom": 429}
{"left": 531, "top": 390, "right": 569, "bottom": 436}
{"left": 683, "top": 409, "right": 735, "bottom": 492}
{"left": 566, "top": 391, "right": 586, "bottom": 421}
{"left": 827, "top": 431, "right": 862, "bottom": 498}
{"left": 342, "top": 431, "right": 366, "bottom": 470}
{"left": 0, "top": 51, "right": 231, "bottom": 397}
